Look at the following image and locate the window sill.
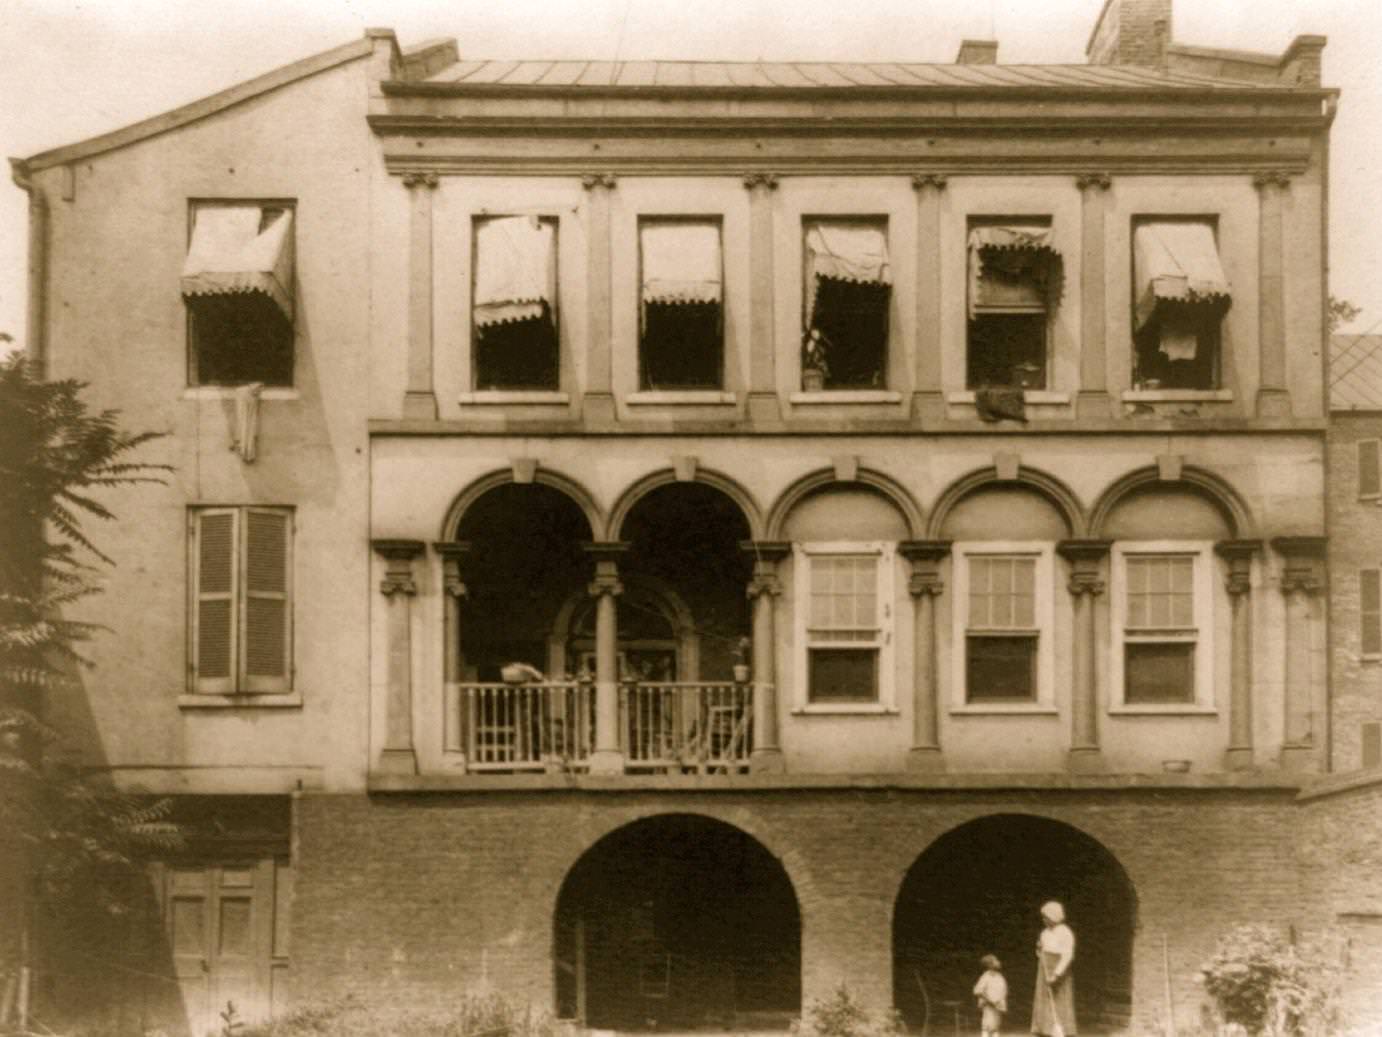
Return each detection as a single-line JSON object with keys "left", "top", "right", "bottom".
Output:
{"left": 1122, "top": 389, "right": 1234, "bottom": 402}
{"left": 626, "top": 391, "right": 737, "bottom": 406}
{"left": 178, "top": 692, "right": 303, "bottom": 709}
{"left": 1108, "top": 704, "right": 1218, "bottom": 716}
{"left": 458, "top": 391, "right": 571, "bottom": 406}
{"left": 183, "top": 387, "right": 298, "bottom": 401}
{"left": 791, "top": 704, "right": 900, "bottom": 716}
{"left": 948, "top": 390, "right": 1071, "bottom": 405}
{"left": 949, "top": 703, "right": 1060, "bottom": 716}
{"left": 789, "top": 390, "right": 903, "bottom": 405}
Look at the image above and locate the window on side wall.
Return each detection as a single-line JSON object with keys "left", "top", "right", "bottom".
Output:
{"left": 1362, "top": 568, "right": 1382, "bottom": 659}
{"left": 472, "top": 215, "right": 559, "bottom": 390}
{"left": 1131, "top": 219, "right": 1231, "bottom": 391}
{"left": 795, "top": 544, "right": 894, "bottom": 707}
{"left": 1359, "top": 439, "right": 1381, "bottom": 502}
{"left": 182, "top": 202, "right": 295, "bottom": 386}
{"left": 190, "top": 506, "right": 293, "bottom": 695}
{"left": 802, "top": 218, "right": 891, "bottom": 390}
{"left": 966, "top": 221, "right": 1060, "bottom": 390}
{"left": 639, "top": 218, "right": 723, "bottom": 390}
{"left": 1112, "top": 545, "right": 1214, "bottom": 708}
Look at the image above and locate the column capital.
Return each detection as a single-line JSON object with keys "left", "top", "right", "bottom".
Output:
{"left": 910, "top": 173, "right": 948, "bottom": 191}
{"left": 1272, "top": 535, "right": 1326, "bottom": 596}
{"left": 581, "top": 172, "right": 617, "bottom": 191}
{"left": 742, "top": 172, "right": 779, "bottom": 191}
{"left": 1216, "top": 538, "right": 1261, "bottom": 597}
{"left": 1075, "top": 172, "right": 1112, "bottom": 192}
{"left": 747, "top": 572, "right": 783, "bottom": 600}
{"left": 582, "top": 541, "right": 631, "bottom": 563}
{"left": 401, "top": 170, "right": 439, "bottom": 189}
{"left": 584, "top": 541, "right": 629, "bottom": 598}
{"left": 901, "top": 540, "right": 951, "bottom": 597}
{"left": 434, "top": 541, "right": 472, "bottom": 599}
{"left": 1253, "top": 170, "right": 1293, "bottom": 191}
{"left": 373, "top": 539, "right": 424, "bottom": 597}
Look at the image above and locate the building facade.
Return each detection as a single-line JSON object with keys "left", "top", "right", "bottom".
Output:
{"left": 10, "top": 0, "right": 1382, "bottom": 1033}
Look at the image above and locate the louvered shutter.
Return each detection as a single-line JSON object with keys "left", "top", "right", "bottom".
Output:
{"left": 1362, "top": 569, "right": 1382, "bottom": 658}
{"left": 1359, "top": 440, "right": 1380, "bottom": 500}
{"left": 193, "top": 509, "right": 238, "bottom": 694}
{"left": 242, "top": 508, "right": 292, "bottom": 692}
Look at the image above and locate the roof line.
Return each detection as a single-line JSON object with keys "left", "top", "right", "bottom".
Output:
{"left": 16, "top": 32, "right": 383, "bottom": 172}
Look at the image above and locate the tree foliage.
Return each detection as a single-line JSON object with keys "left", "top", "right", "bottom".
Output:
{"left": 1198, "top": 924, "right": 1344, "bottom": 1036}
{"left": 1327, "top": 295, "right": 1361, "bottom": 334}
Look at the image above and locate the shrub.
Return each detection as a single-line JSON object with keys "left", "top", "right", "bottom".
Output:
{"left": 235, "top": 992, "right": 559, "bottom": 1037}
{"left": 792, "top": 985, "right": 905, "bottom": 1037}
{"left": 1197, "top": 924, "right": 1343, "bottom": 1036}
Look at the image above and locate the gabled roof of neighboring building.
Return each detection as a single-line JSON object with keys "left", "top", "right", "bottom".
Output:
{"left": 1332, "top": 334, "right": 1382, "bottom": 411}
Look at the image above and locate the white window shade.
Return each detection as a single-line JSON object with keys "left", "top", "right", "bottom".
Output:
{"left": 805, "top": 221, "right": 891, "bottom": 322}
{"left": 474, "top": 216, "right": 556, "bottom": 328}
{"left": 640, "top": 222, "right": 722, "bottom": 306}
{"left": 1133, "top": 222, "right": 1231, "bottom": 331}
{"left": 182, "top": 207, "right": 294, "bottom": 319}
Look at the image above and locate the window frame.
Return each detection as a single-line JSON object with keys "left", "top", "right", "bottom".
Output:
{"left": 965, "top": 217, "right": 1054, "bottom": 392}
{"left": 950, "top": 542, "right": 1056, "bottom": 714}
{"left": 1358, "top": 439, "right": 1381, "bottom": 503}
{"left": 185, "top": 198, "right": 297, "bottom": 389}
{"left": 470, "top": 213, "right": 561, "bottom": 392}
{"left": 186, "top": 505, "right": 295, "bottom": 702}
{"left": 1129, "top": 215, "right": 1227, "bottom": 393}
{"left": 800, "top": 215, "right": 892, "bottom": 392}
{"left": 793, "top": 542, "right": 896, "bottom": 713}
{"left": 1361, "top": 567, "right": 1382, "bottom": 661}
{"left": 636, "top": 215, "right": 725, "bottom": 392}
{"left": 1109, "top": 541, "right": 1217, "bottom": 713}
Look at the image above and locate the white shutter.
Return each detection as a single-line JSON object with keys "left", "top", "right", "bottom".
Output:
{"left": 242, "top": 509, "right": 292, "bottom": 692}
{"left": 193, "top": 509, "right": 239, "bottom": 694}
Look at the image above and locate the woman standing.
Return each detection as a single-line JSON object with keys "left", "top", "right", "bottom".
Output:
{"left": 1032, "top": 901, "right": 1076, "bottom": 1036}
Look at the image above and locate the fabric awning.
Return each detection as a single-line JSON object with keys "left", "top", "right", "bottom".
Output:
{"left": 1134, "top": 222, "right": 1231, "bottom": 330}
{"left": 181, "top": 207, "right": 294, "bottom": 319}
{"left": 474, "top": 215, "right": 556, "bottom": 328}
{"left": 805, "top": 222, "right": 891, "bottom": 321}
{"left": 641, "top": 222, "right": 722, "bottom": 306}
{"left": 967, "top": 224, "right": 1059, "bottom": 317}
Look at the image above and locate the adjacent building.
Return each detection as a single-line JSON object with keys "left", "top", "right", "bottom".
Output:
{"left": 9, "top": 0, "right": 1381, "bottom": 1033}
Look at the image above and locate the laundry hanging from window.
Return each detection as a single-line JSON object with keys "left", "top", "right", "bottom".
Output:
{"left": 1132, "top": 220, "right": 1231, "bottom": 389}
{"left": 473, "top": 215, "right": 558, "bottom": 390}
{"left": 182, "top": 204, "right": 295, "bottom": 386}
{"left": 966, "top": 222, "right": 1059, "bottom": 392}
{"left": 803, "top": 219, "right": 891, "bottom": 389}
{"left": 639, "top": 220, "right": 723, "bottom": 389}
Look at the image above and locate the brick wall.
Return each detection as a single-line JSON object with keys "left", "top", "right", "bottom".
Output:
{"left": 294, "top": 788, "right": 1302, "bottom": 1034}
{"left": 1086, "top": 0, "right": 1172, "bottom": 68}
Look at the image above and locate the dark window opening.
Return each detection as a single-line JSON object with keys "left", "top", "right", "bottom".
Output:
{"left": 967, "top": 313, "right": 1047, "bottom": 389}
{"left": 1124, "top": 641, "right": 1195, "bottom": 704}
{"left": 188, "top": 293, "right": 293, "bottom": 387}
{"left": 808, "top": 647, "right": 878, "bottom": 703}
{"left": 966, "top": 634, "right": 1036, "bottom": 701}
{"left": 1133, "top": 303, "right": 1222, "bottom": 390}
{"left": 808, "top": 276, "right": 890, "bottom": 389}
{"left": 640, "top": 301, "right": 722, "bottom": 390}
{"left": 475, "top": 304, "right": 559, "bottom": 390}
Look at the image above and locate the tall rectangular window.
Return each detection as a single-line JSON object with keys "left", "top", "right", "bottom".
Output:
{"left": 966, "top": 556, "right": 1038, "bottom": 701}
{"left": 796, "top": 546, "right": 893, "bottom": 705}
{"left": 966, "top": 221, "right": 1059, "bottom": 390}
{"left": 472, "top": 215, "right": 559, "bottom": 390}
{"left": 802, "top": 219, "right": 891, "bottom": 390}
{"left": 1131, "top": 219, "right": 1231, "bottom": 391}
{"left": 639, "top": 219, "right": 723, "bottom": 389}
{"left": 1362, "top": 568, "right": 1382, "bottom": 658}
{"left": 1123, "top": 554, "right": 1197, "bottom": 704}
{"left": 1359, "top": 440, "right": 1381, "bottom": 501}
{"left": 190, "top": 507, "right": 293, "bottom": 695}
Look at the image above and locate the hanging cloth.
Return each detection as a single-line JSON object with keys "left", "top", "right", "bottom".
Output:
{"left": 474, "top": 215, "right": 556, "bottom": 328}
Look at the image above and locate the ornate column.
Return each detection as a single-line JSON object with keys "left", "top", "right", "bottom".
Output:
{"left": 743, "top": 173, "right": 781, "bottom": 424}
{"left": 373, "top": 539, "right": 425, "bottom": 773}
{"left": 900, "top": 540, "right": 951, "bottom": 771}
{"left": 402, "top": 171, "right": 439, "bottom": 419}
{"left": 1254, "top": 172, "right": 1292, "bottom": 417}
{"left": 584, "top": 542, "right": 629, "bottom": 773}
{"left": 1058, "top": 539, "right": 1111, "bottom": 773}
{"left": 1273, "top": 536, "right": 1326, "bottom": 771}
{"left": 742, "top": 541, "right": 791, "bottom": 772}
{"left": 1075, "top": 173, "right": 1112, "bottom": 419}
{"left": 1216, "top": 540, "right": 1261, "bottom": 771}
{"left": 434, "top": 542, "right": 471, "bottom": 757}
{"left": 582, "top": 173, "right": 617, "bottom": 423}
{"left": 910, "top": 174, "right": 947, "bottom": 425}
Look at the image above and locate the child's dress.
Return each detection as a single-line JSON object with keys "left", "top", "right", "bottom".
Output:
{"left": 973, "top": 969, "right": 1008, "bottom": 1032}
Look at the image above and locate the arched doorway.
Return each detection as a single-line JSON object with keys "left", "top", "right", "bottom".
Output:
{"left": 892, "top": 815, "right": 1136, "bottom": 1034}
{"left": 555, "top": 814, "right": 801, "bottom": 1030}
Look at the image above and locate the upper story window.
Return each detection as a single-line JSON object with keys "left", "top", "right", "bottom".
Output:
{"left": 639, "top": 219, "right": 723, "bottom": 390}
{"left": 190, "top": 506, "right": 293, "bottom": 696}
{"left": 1362, "top": 568, "right": 1382, "bottom": 659}
{"left": 1359, "top": 439, "right": 1381, "bottom": 502}
{"left": 473, "top": 215, "right": 558, "bottom": 390}
{"left": 794, "top": 544, "right": 894, "bottom": 708}
{"left": 182, "top": 203, "right": 295, "bottom": 386}
{"left": 802, "top": 219, "right": 891, "bottom": 390}
{"left": 1111, "top": 544, "right": 1215, "bottom": 709}
{"left": 966, "top": 221, "right": 1060, "bottom": 391}
{"left": 1132, "top": 220, "right": 1231, "bottom": 391}
{"left": 952, "top": 545, "right": 1054, "bottom": 709}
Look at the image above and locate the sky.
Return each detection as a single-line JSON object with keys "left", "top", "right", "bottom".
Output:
{"left": 3, "top": 0, "right": 1381, "bottom": 350}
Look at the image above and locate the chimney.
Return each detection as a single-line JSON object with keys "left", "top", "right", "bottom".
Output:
{"left": 1085, "top": 0, "right": 1172, "bottom": 69}
{"left": 955, "top": 39, "right": 999, "bottom": 65}
{"left": 1279, "top": 34, "right": 1325, "bottom": 88}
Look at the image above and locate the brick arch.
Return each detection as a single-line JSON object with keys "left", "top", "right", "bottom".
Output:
{"left": 607, "top": 467, "right": 764, "bottom": 542}
{"left": 1088, "top": 464, "right": 1256, "bottom": 540}
{"left": 765, "top": 466, "right": 924, "bottom": 541}
{"left": 440, "top": 466, "right": 606, "bottom": 541}
{"left": 925, "top": 465, "right": 1086, "bottom": 539}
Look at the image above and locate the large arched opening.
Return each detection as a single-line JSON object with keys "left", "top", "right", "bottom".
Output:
{"left": 892, "top": 814, "right": 1136, "bottom": 1034}
{"left": 554, "top": 814, "right": 801, "bottom": 1030}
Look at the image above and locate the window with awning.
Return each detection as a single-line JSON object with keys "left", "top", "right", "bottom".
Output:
{"left": 639, "top": 219, "right": 723, "bottom": 390}
{"left": 1131, "top": 220, "right": 1231, "bottom": 390}
{"left": 966, "top": 220, "right": 1060, "bottom": 393}
{"left": 182, "top": 204, "right": 295, "bottom": 386}
{"left": 472, "top": 215, "right": 559, "bottom": 390}
{"left": 803, "top": 219, "right": 891, "bottom": 390}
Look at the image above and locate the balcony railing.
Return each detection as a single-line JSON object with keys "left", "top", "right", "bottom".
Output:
{"left": 445, "top": 681, "right": 752, "bottom": 774}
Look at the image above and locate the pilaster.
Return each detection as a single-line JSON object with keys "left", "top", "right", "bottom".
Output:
{"left": 1058, "top": 539, "right": 1112, "bottom": 773}
{"left": 373, "top": 539, "right": 426, "bottom": 774}
{"left": 900, "top": 540, "right": 952, "bottom": 772}
{"left": 1216, "top": 539, "right": 1262, "bottom": 771}
{"left": 402, "top": 171, "right": 440, "bottom": 419}
{"left": 1075, "top": 174, "right": 1113, "bottom": 420}
{"left": 910, "top": 174, "right": 947, "bottom": 425}
{"left": 583, "top": 541, "right": 630, "bottom": 773}
{"left": 582, "top": 173, "right": 618, "bottom": 423}
{"left": 744, "top": 173, "right": 782, "bottom": 424}
{"left": 742, "top": 541, "right": 791, "bottom": 773}
{"left": 1254, "top": 172, "right": 1292, "bottom": 418}
{"left": 1273, "top": 536, "right": 1325, "bottom": 771}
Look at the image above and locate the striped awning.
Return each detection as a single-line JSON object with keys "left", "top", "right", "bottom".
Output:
{"left": 1134, "top": 222, "right": 1231, "bottom": 330}
{"left": 805, "top": 221, "right": 891, "bottom": 321}
{"left": 181, "top": 206, "right": 294, "bottom": 319}
{"left": 641, "top": 222, "right": 722, "bottom": 307}
{"left": 968, "top": 223, "right": 1059, "bottom": 316}
{"left": 474, "top": 215, "right": 555, "bottom": 328}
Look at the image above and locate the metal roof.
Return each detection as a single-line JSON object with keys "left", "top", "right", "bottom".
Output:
{"left": 1332, "top": 335, "right": 1382, "bottom": 411}
{"left": 422, "top": 59, "right": 1289, "bottom": 92}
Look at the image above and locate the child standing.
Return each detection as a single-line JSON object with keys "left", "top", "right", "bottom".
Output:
{"left": 973, "top": 953, "right": 1008, "bottom": 1037}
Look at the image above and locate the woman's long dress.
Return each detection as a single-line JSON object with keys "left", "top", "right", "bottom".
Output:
{"left": 1031, "top": 949, "right": 1077, "bottom": 1035}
